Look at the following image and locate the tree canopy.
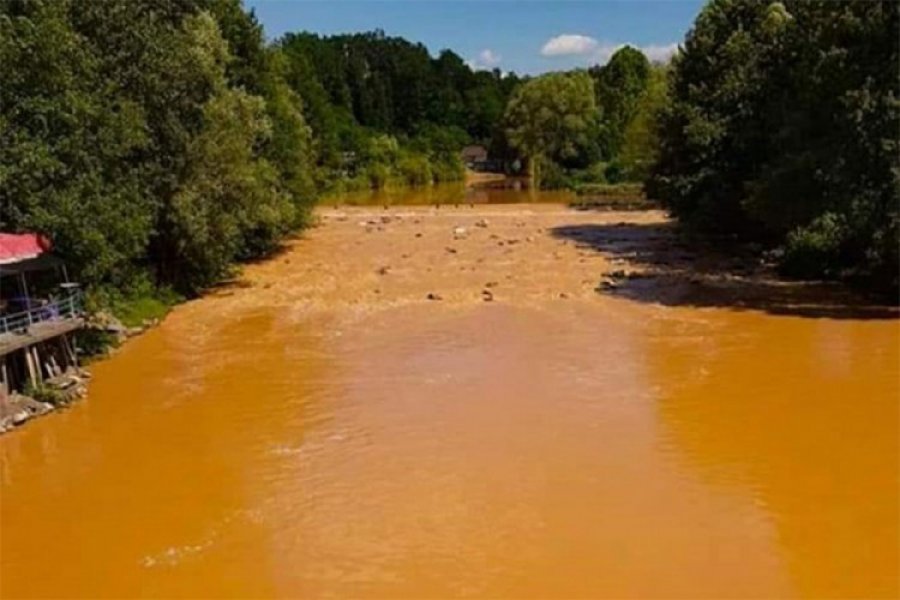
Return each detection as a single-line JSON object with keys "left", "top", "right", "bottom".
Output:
{"left": 503, "top": 71, "right": 598, "bottom": 183}
{"left": 648, "top": 0, "right": 899, "bottom": 289}
{"left": 1, "top": 0, "right": 314, "bottom": 294}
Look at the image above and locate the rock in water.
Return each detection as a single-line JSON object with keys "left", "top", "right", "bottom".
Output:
{"left": 597, "top": 280, "right": 619, "bottom": 291}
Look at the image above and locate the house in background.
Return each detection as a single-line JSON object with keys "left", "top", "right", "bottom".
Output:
{"left": 461, "top": 144, "right": 489, "bottom": 169}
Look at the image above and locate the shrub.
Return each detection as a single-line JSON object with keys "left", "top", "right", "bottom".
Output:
{"left": 24, "top": 383, "right": 68, "bottom": 407}
{"left": 430, "top": 155, "right": 465, "bottom": 183}
{"left": 569, "top": 162, "right": 608, "bottom": 186}
{"left": 537, "top": 159, "right": 572, "bottom": 190}
{"left": 396, "top": 155, "right": 432, "bottom": 186}
{"left": 604, "top": 161, "right": 624, "bottom": 184}
{"left": 365, "top": 163, "right": 390, "bottom": 189}
{"left": 780, "top": 213, "right": 846, "bottom": 279}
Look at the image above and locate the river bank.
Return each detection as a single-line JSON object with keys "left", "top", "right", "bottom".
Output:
{"left": 1, "top": 202, "right": 897, "bottom": 598}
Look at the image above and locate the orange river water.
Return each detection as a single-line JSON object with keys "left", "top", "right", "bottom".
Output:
{"left": 0, "top": 196, "right": 897, "bottom": 598}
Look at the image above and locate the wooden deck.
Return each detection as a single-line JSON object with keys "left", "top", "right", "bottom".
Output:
{"left": 0, "top": 318, "right": 84, "bottom": 357}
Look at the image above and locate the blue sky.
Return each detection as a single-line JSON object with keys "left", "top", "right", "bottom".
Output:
{"left": 245, "top": 0, "right": 705, "bottom": 74}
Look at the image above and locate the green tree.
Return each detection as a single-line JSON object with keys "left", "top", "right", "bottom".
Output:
{"left": 2, "top": 0, "right": 317, "bottom": 296}
{"left": 649, "top": 0, "right": 899, "bottom": 290}
{"left": 591, "top": 46, "right": 651, "bottom": 158}
{"left": 503, "top": 71, "right": 598, "bottom": 184}
{"left": 0, "top": 0, "right": 154, "bottom": 286}
{"left": 619, "top": 65, "right": 669, "bottom": 181}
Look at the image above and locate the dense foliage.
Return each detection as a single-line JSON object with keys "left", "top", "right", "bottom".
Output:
{"left": 503, "top": 72, "right": 599, "bottom": 186}
{"left": 277, "top": 31, "right": 520, "bottom": 190}
{"left": 503, "top": 48, "right": 669, "bottom": 189}
{"left": 1, "top": 0, "right": 313, "bottom": 295}
{"left": 649, "top": 0, "right": 899, "bottom": 290}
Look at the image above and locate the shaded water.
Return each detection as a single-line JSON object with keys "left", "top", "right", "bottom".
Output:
{"left": 1, "top": 188, "right": 897, "bottom": 598}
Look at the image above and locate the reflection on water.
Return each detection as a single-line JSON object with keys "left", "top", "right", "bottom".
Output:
{"left": 0, "top": 196, "right": 897, "bottom": 598}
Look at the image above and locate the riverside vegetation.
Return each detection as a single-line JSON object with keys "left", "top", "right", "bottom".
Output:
{"left": 0, "top": 0, "right": 896, "bottom": 329}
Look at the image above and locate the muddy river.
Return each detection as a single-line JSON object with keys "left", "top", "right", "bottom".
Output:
{"left": 1, "top": 188, "right": 897, "bottom": 598}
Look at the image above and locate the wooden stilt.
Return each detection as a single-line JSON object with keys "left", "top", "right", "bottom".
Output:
{"left": 32, "top": 346, "right": 43, "bottom": 384}
{"left": 48, "top": 353, "right": 61, "bottom": 377}
{"left": 64, "top": 334, "right": 79, "bottom": 368}
{"left": 43, "top": 350, "right": 56, "bottom": 379}
{"left": 57, "top": 337, "right": 69, "bottom": 372}
{"left": 24, "top": 347, "right": 37, "bottom": 385}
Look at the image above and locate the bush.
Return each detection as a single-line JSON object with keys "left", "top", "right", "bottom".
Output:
{"left": 75, "top": 329, "right": 119, "bottom": 359}
{"left": 396, "top": 154, "right": 432, "bottom": 186}
{"left": 365, "top": 163, "right": 390, "bottom": 189}
{"left": 431, "top": 154, "right": 465, "bottom": 183}
{"left": 569, "top": 162, "right": 608, "bottom": 186}
{"left": 604, "top": 161, "right": 624, "bottom": 184}
{"left": 23, "top": 383, "right": 68, "bottom": 407}
{"left": 537, "top": 159, "right": 573, "bottom": 190}
{"left": 780, "top": 213, "right": 846, "bottom": 279}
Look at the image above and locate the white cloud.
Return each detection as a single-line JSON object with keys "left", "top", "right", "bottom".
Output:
{"left": 639, "top": 43, "right": 679, "bottom": 63}
{"left": 541, "top": 34, "right": 599, "bottom": 57}
{"left": 540, "top": 35, "right": 679, "bottom": 65}
{"left": 479, "top": 49, "right": 501, "bottom": 67}
{"left": 468, "top": 48, "right": 502, "bottom": 71}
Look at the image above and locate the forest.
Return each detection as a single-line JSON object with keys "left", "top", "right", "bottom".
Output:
{"left": 1, "top": 0, "right": 897, "bottom": 311}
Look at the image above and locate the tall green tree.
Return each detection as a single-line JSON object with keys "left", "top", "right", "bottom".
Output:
{"left": 503, "top": 72, "right": 598, "bottom": 184}
{"left": 619, "top": 65, "right": 669, "bottom": 181}
{"left": 591, "top": 46, "right": 651, "bottom": 158}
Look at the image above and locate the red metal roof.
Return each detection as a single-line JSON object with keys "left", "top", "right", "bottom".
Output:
{"left": 0, "top": 233, "right": 51, "bottom": 265}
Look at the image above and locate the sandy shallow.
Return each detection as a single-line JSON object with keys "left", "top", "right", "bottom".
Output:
{"left": 205, "top": 204, "right": 666, "bottom": 318}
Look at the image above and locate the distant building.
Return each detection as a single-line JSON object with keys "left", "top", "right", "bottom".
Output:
{"left": 461, "top": 145, "right": 489, "bottom": 167}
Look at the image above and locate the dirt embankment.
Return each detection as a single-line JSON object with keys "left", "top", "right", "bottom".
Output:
{"left": 464, "top": 169, "right": 507, "bottom": 187}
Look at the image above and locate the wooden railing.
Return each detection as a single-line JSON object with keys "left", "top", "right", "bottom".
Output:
{"left": 0, "top": 290, "right": 83, "bottom": 335}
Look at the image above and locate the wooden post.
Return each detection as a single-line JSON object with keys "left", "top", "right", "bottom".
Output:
{"left": 24, "top": 347, "right": 37, "bottom": 385}
{"left": 45, "top": 344, "right": 59, "bottom": 378}
{"left": 1, "top": 359, "right": 8, "bottom": 396}
{"left": 31, "top": 346, "right": 43, "bottom": 384}
{"left": 64, "top": 333, "right": 78, "bottom": 368}
{"left": 37, "top": 343, "right": 51, "bottom": 379}
{"left": 57, "top": 337, "right": 69, "bottom": 372}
